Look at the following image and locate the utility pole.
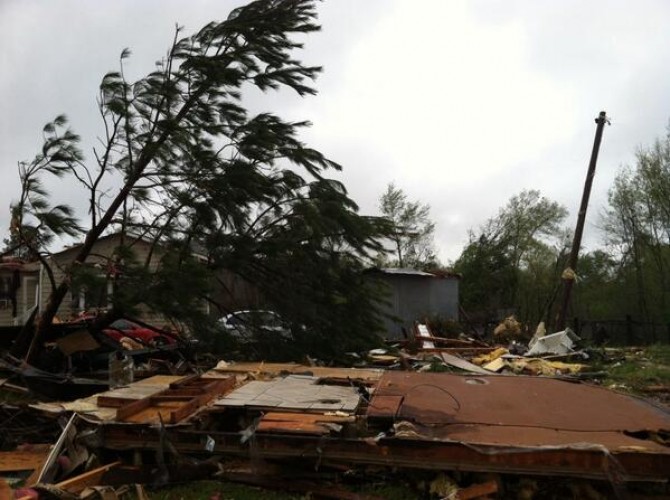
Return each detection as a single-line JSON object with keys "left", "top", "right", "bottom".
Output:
{"left": 556, "top": 111, "right": 609, "bottom": 332}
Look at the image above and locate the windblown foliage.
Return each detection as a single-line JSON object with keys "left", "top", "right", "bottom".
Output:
{"left": 11, "top": 0, "right": 390, "bottom": 361}
{"left": 454, "top": 190, "right": 568, "bottom": 325}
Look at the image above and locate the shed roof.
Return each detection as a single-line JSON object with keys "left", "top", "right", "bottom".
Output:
{"left": 366, "top": 267, "right": 460, "bottom": 279}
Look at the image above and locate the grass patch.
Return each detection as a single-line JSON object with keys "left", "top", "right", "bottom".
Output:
{"left": 646, "top": 344, "right": 670, "bottom": 365}
{"left": 146, "top": 479, "right": 418, "bottom": 500}
{"left": 603, "top": 344, "right": 670, "bottom": 392}
{"left": 145, "top": 480, "right": 302, "bottom": 499}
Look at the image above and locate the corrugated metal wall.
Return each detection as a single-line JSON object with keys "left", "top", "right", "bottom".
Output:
{"left": 373, "top": 273, "right": 459, "bottom": 339}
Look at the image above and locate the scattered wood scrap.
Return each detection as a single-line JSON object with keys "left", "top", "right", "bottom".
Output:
{"left": 257, "top": 411, "right": 355, "bottom": 435}
{"left": 98, "top": 375, "right": 235, "bottom": 424}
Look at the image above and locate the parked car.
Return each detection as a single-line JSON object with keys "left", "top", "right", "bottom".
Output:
{"left": 219, "top": 310, "right": 292, "bottom": 342}
{"left": 102, "top": 319, "right": 177, "bottom": 347}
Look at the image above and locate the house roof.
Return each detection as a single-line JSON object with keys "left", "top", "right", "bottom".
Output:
{"left": 52, "top": 230, "right": 208, "bottom": 261}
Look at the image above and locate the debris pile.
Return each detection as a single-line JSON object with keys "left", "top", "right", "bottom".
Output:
{"left": 1, "top": 316, "right": 669, "bottom": 498}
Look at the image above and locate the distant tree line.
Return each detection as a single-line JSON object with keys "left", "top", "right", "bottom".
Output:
{"left": 453, "top": 127, "right": 670, "bottom": 343}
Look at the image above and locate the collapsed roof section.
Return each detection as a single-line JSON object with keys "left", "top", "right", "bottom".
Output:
{"left": 31, "top": 363, "right": 670, "bottom": 483}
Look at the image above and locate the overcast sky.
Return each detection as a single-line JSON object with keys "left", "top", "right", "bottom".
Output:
{"left": 2, "top": 0, "right": 670, "bottom": 262}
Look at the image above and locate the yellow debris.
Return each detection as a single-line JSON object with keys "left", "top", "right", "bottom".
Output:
{"left": 472, "top": 347, "right": 508, "bottom": 365}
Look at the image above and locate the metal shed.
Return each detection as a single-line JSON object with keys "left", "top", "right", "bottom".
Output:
{"left": 367, "top": 268, "right": 460, "bottom": 339}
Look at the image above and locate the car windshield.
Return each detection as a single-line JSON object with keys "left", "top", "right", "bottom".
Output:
{"left": 227, "top": 311, "right": 279, "bottom": 327}
{"left": 110, "top": 319, "right": 134, "bottom": 330}
{"left": 250, "top": 311, "right": 276, "bottom": 324}
{"left": 226, "top": 315, "right": 245, "bottom": 326}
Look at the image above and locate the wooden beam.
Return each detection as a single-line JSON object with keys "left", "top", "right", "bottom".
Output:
{"left": 55, "top": 461, "right": 122, "bottom": 494}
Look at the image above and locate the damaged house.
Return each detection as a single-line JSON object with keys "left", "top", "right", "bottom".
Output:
{"left": 0, "top": 232, "right": 212, "bottom": 330}
{"left": 0, "top": 257, "right": 40, "bottom": 328}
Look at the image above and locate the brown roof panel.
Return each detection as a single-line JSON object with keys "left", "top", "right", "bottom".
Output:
{"left": 369, "top": 372, "right": 670, "bottom": 453}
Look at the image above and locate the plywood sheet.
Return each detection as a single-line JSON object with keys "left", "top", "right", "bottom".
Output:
{"left": 216, "top": 375, "right": 360, "bottom": 412}
{"left": 0, "top": 447, "right": 51, "bottom": 472}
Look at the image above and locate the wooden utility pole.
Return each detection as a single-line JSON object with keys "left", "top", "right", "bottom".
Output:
{"left": 556, "top": 111, "right": 609, "bottom": 332}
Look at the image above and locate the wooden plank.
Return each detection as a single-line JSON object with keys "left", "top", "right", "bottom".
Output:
{"left": 262, "top": 412, "right": 354, "bottom": 423}
{"left": 96, "top": 384, "right": 168, "bottom": 408}
{"left": 257, "top": 420, "right": 330, "bottom": 434}
{"left": 97, "top": 395, "right": 134, "bottom": 408}
{"left": 169, "top": 398, "right": 201, "bottom": 424}
{"left": 115, "top": 394, "right": 155, "bottom": 421}
{"left": 116, "top": 375, "right": 235, "bottom": 423}
{"left": 53, "top": 461, "right": 122, "bottom": 494}
{"left": 132, "top": 375, "right": 183, "bottom": 386}
{"left": 168, "top": 373, "right": 201, "bottom": 389}
{"left": 0, "top": 448, "right": 50, "bottom": 472}
{"left": 212, "top": 362, "right": 383, "bottom": 382}
{"left": 456, "top": 479, "right": 499, "bottom": 500}
{"left": 0, "top": 479, "right": 11, "bottom": 500}
{"left": 124, "top": 401, "right": 184, "bottom": 424}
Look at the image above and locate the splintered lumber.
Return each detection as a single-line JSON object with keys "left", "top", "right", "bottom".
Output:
{"left": 257, "top": 411, "right": 354, "bottom": 435}
{"left": 105, "top": 375, "right": 235, "bottom": 424}
{"left": 53, "top": 461, "right": 122, "bottom": 494}
{"left": 0, "top": 445, "right": 51, "bottom": 484}
{"left": 15, "top": 462, "right": 123, "bottom": 500}
{"left": 456, "top": 479, "right": 499, "bottom": 500}
{"left": 0, "top": 449, "right": 50, "bottom": 472}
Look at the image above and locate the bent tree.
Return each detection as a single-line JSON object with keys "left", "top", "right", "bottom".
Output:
{"left": 12, "top": 0, "right": 389, "bottom": 362}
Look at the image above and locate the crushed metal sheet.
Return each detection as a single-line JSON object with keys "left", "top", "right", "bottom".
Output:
{"left": 438, "top": 352, "right": 491, "bottom": 374}
{"left": 368, "top": 371, "right": 670, "bottom": 452}
{"left": 215, "top": 375, "right": 360, "bottom": 412}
